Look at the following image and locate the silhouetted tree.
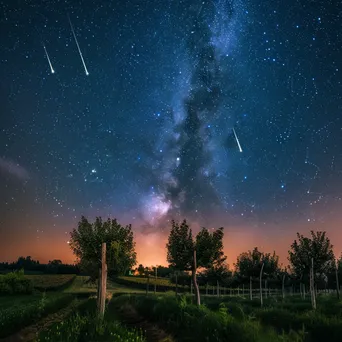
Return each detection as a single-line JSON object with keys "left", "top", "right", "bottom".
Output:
{"left": 69, "top": 216, "right": 137, "bottom": 281}
{"left": 288, "top": 231, "right": 335, "bottom": 285}
{"left": 166, "top": 219, "right": 226, "bottom": 305}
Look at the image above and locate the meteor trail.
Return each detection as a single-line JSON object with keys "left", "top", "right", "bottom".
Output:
{"left": 68, "top": 15, "right": 89, "bottom": 76}
{"left": 43, "top": 45, "right": 55, "bottom": 74}
{"left": 232, "top": 128, "right": 243, "bottom": 152}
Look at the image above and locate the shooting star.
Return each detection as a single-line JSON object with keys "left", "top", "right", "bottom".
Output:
{"left": 232, "top": 128, "right": 243, "bottom": 152}
{"left": 43, "top": 44, "right": 55, "bottom": 74}
{"left": 68, "top": 15, "right": 89, "bottom": 76}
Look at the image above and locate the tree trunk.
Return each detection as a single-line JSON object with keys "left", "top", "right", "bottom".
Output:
{"left": 98, "top": 243, "right": 107, "bottom": 318}
{"left": 192, "top": 249, "right": 200, "bottom": 306}
{"left": 250, "top": 276, "right": 252, "bottom": 300}
{"left": 260, "top": 263, "right": 264, "bottom": 307}
{"left": 336, "top": 261, "right": 340, "bottom": 300}
{"left": 282, "top": 274, "right": 285, "bottom": 300}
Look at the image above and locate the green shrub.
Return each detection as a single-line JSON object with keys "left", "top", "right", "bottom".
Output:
{"left": 0, "top": 270, "right": 33, "bottom": 295}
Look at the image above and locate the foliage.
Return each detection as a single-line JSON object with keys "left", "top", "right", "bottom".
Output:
{"left": 36, "top": 299, "right": 145, "bottom": 342}
{"left": 288, "top": 231, "right": 335, "bottom": 283}
{"left": 69, "top": 216, "right": 137, "bottom": 280}
{"left": 166, "top": 219, "right": 226, "bottom": 271}
{"left": 200, "top": 264, "right": 232, "bottom": 286}
{"left": 0, "top": 256, "right": 79, "bottom": 275}
{"left": 0, "top": 270, "right": 33, "bottom": 295}
{"left": 112, "top": 294, "right": 302, "bottom": 342}
{"left": 25, "top": 274, "right": 75, "bottom": 291}
{"left": 0, "top": 293, "right": 73, "bottom": 338}
{"left": 234, "top": 247, "right": 280, "bottom": 280}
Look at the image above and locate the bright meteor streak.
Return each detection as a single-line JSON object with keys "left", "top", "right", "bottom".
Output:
{"left": 68, "top": 15, "right": 89, "bottom": 76}
{"left": 43, "top": 45, "right": 55, "bottom": 74}
{"left": 232, "top": 128, "right": 243, "bottom": 152}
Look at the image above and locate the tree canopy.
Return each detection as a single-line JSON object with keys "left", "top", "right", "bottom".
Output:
{"left": 234, "top": 247, "right": 280, "bottom": 280}
{"left": 288, "top": 231, "right": 335, "bottom": 282}
{"left": 166, "top": 219, "right": 226, "bottom": 272}
{"left": 69, "top": 216, "right": 137, "bottom": 280}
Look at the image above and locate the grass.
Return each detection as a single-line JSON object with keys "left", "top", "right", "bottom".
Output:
{"left": 111, "top": 294, "right": 306, "bottom": 342}
{"left": 36, "top": 298, "right": 145, "bottom": 342}
{"left": 25, "top": 274, "right": 76, "bottom": 291}
{"left": 0, "top": 292, "right": 74, "bottom": 338}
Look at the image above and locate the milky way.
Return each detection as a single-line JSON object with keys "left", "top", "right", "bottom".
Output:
{"left": 1, "top": 0, "right": 342, "bottom": 262}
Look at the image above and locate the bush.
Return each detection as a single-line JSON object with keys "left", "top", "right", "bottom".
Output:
{"left": 0, "top": 270, "right": 33, "bottom": 295}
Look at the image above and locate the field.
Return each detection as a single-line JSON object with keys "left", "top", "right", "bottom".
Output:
{"left": 1, "top": 274, "right": 342, "bottom": 341}
{"left": 25, "top": 274, "right": 76, "bottom": 291}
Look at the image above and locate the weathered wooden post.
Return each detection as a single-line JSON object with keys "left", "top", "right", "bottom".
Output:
{"left": 336, "top": 260, "right": 340, "bottom": 300}
{"left": 250, "top": 276, "right": 252, "bottom": 300}
{"left": 98, "top": 242, "right": 107, "bottom": 318}
{"left": 282, "top": 274, "right": 285, "bottom": 300}
{"left": 206, "top": 283, "right": 208, "bottom": 296}
{"left": 242, "top": 284, "right": 245, "bottom": 297}
{"left": 260, "top": 263, "right": 264, "bottom": 307}
{"left": 310, "top": 257, "right": 316, "bottom": 310}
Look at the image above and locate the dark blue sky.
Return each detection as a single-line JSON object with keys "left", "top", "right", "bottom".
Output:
{"left": 1, "top": 0, "right": 342, "bottom": 263}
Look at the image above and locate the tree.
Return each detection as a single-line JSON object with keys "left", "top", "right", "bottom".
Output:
{"left": 234, "top": 247, "right": 280, "bottom": 280}
{"left": 288, "top": 231, "right": 335, "bottom": 285}
{"left": 166, "top": 219, "right": 226, "bottom": 305}
{"left": 137, "top": 264, "right": 145, "bottom": 276}
{"left": 69, "top": 216, "right": 137, "bottom": 280}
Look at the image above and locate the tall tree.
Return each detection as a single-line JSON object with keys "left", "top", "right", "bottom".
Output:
{"left": 69, "top": 216, "right": 137, "bottom": 280}
{"left": 288, "top": 231, "right": 335, "bottom": 284}
{"left": 166, "top": 219, "right": 226, "bottom": 305}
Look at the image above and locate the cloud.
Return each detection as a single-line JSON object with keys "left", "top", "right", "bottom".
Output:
{"left": 0, "top": 157, "right": 29, "bottom": 181}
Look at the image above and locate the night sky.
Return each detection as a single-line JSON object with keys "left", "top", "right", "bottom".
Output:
{"left": 1, "top": 0, "right": 342, "bottom": 266}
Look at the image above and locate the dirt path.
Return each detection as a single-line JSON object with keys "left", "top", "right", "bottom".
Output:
{"left": 0, "top": 299, "right": 86, "bottom": 342}
{"left": 116, "top": 303, "right": 175, "bottom": 342}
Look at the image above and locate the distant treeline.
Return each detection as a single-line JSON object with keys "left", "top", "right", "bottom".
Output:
{"left": 0, "top": 256, "right": 80, "bottom": 275}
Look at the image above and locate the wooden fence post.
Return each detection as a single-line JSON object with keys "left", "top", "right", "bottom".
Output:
{"left": 282, "top": 274, "right": 285, "bottom": 300}
{"left": 260, "top": 263, "right": 264, "bottom": 307}
{"left": 336, "top": 260, "right": 340, "bottom": 300}
{"left": 98, "top": 242, "right": 107, "bottom": 318}
{"left": 250, "top": 276, "right": 252, "bottom": 300}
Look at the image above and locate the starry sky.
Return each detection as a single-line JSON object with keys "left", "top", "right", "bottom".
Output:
{"left": 1, "top": 0, "right": 342, "bottom": 266}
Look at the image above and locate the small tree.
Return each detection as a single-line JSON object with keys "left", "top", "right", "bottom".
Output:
{"left": 69, "top": 216, "right": 137, "bottom": 281}
{"left": 166, "top": 220, "right": 226, "bottom": 306}
{"left": 288, "top": 231, "right": 335, "bottom": 288}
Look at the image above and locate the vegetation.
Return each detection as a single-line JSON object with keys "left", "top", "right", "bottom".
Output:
{"left": 0, "top": 256, "right": 79, "bottom": 275}
{"left": 166, "top": 219, "right": 227, "bottom": 304}
{"left": 69, "top": 216, "right": 137, "bottom": 280}
{"left": 0, "top": 292, "right": 73, "bottom": 338}
{"left": 36, "top": 299, "right": 145, "bottom": 342}
{"left": 0, "top": 270, "right": 33, "bottom": 295}
{"left": 25, "top": 274, "right": 76, "bottom": 291}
